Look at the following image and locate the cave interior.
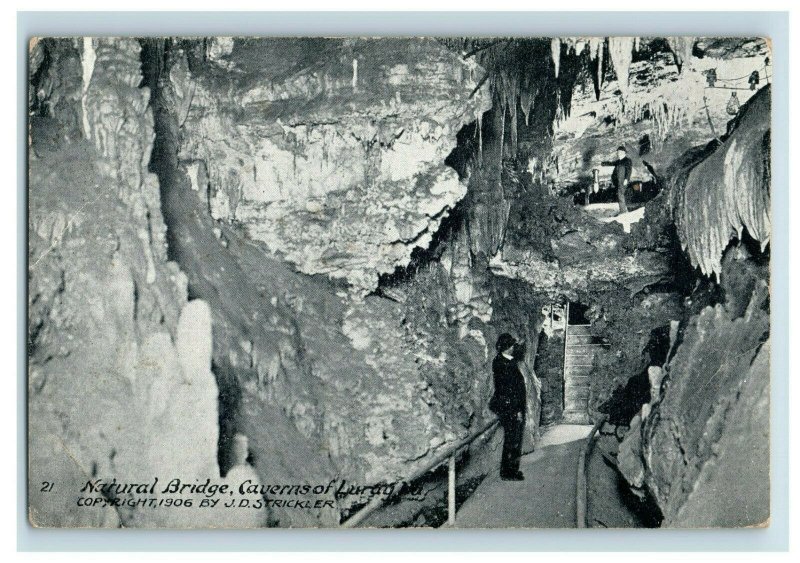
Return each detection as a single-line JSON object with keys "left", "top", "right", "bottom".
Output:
{"left": 27, "top": 35, "right": 771, "bottom": 529}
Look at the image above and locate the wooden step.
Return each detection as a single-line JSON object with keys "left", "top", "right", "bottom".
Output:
{"left": 565, "top": 351, "right": 596, "bottom": 358}
{"left": 565, "top": 374, "right": 590, "bottom": 383}
{"left": 568, "top": 324, "right": 592, "bottom": 336}
{"left": 566, "top": 351, "right": 595, "bottom": 360}
{"left": 565, "top": 365, "right": 593, "bottom": 375}
{"left": 562, "top": 411, "right": 591, "bottom": 424}
{"left": 565, "top": 398, "right": 589, "bottom": 411}
{"left": 566, "top": 334, "right": 595, "bottom": 343}
{"left": 566, "top": 341, "right": 601, "bottom": 348}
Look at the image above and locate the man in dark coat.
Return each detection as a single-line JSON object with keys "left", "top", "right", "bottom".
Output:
{"left": 601, "top": 145, "right": 633, "bottom": 214}
{"left": 489, "top": 333, "right": 527, "bottom": 481}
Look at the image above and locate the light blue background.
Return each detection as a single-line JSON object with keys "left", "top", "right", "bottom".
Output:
{"left": 18, "top": 10, "right": 790, "bottom": 552}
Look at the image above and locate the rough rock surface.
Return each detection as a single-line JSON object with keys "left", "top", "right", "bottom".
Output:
{"left": 28, "top": 38, "right": 224, "bottom": 528}
{"left": 623, "top": 280, "right": 770, "bottom": 527}
{"left": 489, "top": 189, "right": 671, "bottom": 300}
{"left": 606, "top": 73, "right": 771, "bottom": 526}
{"left": 174, "top": 38, "right": 491, "bottom": 295}
{"left": 147, "top": 39, "right": 536, "bottom": 526}
{"left": 613, "top": 117, "right": 771, "bottom": 527}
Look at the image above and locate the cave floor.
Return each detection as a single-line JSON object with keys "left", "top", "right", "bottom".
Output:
{"left": 455, "top": 424, "right": 591, "bottom": 528}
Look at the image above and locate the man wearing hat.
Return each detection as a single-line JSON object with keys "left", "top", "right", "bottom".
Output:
{"left": 601, "top": 145, "right": 633, "bottom": 214}
{"left": 489, "top": 333, "right": 527, "bottom": 481}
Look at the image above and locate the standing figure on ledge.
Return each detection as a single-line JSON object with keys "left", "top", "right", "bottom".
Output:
{"left": 489, "top": 333, "right": 527, "bottom": 481}
{"left": 602, "top": 145, "right": 633, "bottom": 214}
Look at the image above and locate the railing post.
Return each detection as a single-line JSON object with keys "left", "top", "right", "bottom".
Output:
{"left": 340, "top": 420, "right": 498, "bottom": 528}
{"left": 447, "top": 454, "right": 456, "bottom": 526}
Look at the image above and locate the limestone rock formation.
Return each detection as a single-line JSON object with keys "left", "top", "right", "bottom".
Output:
{"left": 633, "top": 281, "right": 769, "bottom": 527}
{"left": 28, "top": 35, "right": 772, "bottom": 529}
{"left": 174, "top": 38, "right": 491, "bottom": 295}
{"left": 28, "top": 38, "right": 223, "bottom": 528}
{"left": 147, "top": 38, "right": 520, "bottom": 526}
{"left": 612, "top": 85, "right": 771, "bottom": 526}
{"left": 488, "top": 192, "right": 671, "bottom": 300}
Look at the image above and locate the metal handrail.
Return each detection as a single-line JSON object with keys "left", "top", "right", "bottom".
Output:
{"left": 340, "top": 418, "right": 501, "bottom": 528}
{"left": 576, "top": 414, "right": 607, "bottom": 528}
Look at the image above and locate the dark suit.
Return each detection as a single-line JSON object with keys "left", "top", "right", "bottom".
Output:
{"left": 601, "top": 156, "right": 633, "bottom": 213}
{"left": 490, "top": 354, "right": 527, "bottom": 475}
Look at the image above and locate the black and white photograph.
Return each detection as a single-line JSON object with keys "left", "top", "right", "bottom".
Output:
{"left": 26, "top": 32, "right": 773, "bottom": 530}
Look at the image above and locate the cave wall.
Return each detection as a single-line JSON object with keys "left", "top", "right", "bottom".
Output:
{"left": 617, "top": 250, "right": 769, "bottom": 527}
{"left": 28, "top": 38, "right": 228, "bottom": 528}
{"left": 613, "top": 84, "right": 771, "bottom": 526}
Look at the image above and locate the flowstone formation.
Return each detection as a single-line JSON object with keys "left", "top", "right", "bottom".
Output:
{"left": 670, "top": 86, "right": 771, "bottom": 278}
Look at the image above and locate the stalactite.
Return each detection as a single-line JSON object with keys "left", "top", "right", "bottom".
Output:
{"left": 510, "top": 97, "right": 518, "bottom": 155}
{"left": 596, "top": 40, "right": 604, "bottom": 90}
{"left": 666, "top": 36, "right": 695, "bottom": 74}
{"left": 520, "top": 87, "right": 535, "bottom": 126}
{"left": 671, "top": 87, "right": 771, "bottom": 278}
{"left": 608, "top": 37, "right": 635, "bottom": 97}
{"left": 79, "top": 37, "right": 96, "bottom": 140}
{"left": 476, "top": 112, "right": 483, "bottom": 164}
{"left": 498, "top": 97, "right": 506, "bottom": 171}
{"left": 551, "top": 38, "right": 561, "bottom": 78}
{"left": 587, "top": 37, "right": 605, "bottom": 100}
{"left": 624, "top": 72, "right": 705, "bottom": 142}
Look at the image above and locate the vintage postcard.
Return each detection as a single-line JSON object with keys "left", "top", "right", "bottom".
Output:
{"left": 27, "top": 36, "right": 771, "bottom": 529}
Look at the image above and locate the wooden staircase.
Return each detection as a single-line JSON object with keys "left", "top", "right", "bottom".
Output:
{"left": 562, "top": 324, "right": 599, "bottom": 424}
